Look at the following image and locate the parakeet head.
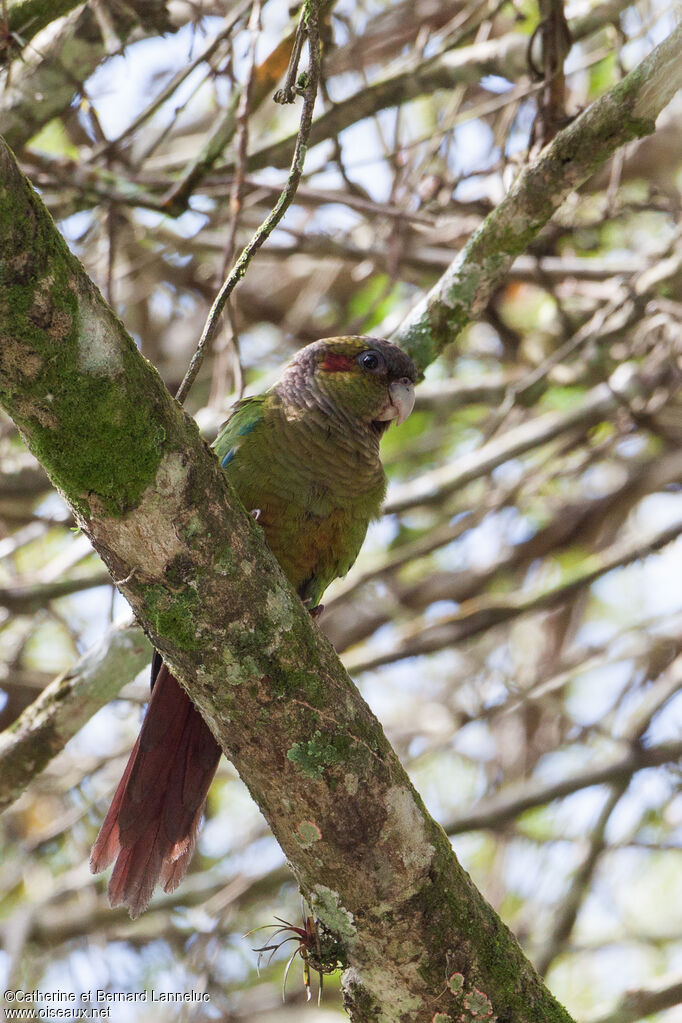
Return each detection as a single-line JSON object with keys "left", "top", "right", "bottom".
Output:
{"left": 280, "top": 336, "right": 417, "bottom": 438}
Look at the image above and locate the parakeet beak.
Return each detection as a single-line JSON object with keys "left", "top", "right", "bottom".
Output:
{"left": 388, "top": 378, "right": 416, "bottom": 426}
{"left": 373, "top": 378, "right": 416, "bottom": 430}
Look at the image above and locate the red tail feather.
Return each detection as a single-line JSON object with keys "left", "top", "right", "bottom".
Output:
{"left": 90, "top": 662, "right": 221, "bottom": 918}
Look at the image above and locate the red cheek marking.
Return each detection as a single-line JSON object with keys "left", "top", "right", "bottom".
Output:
{"left": 321, "top": 353, "right": 355, "bottom": 372}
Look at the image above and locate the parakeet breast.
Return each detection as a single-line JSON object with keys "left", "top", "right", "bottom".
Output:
{"left": 220, "top": 395, "right": 386, "bottom": 605}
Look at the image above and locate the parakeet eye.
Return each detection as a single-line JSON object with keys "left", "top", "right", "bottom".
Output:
{"left": 358, "top": 350, "right": 386, "bottom": 373}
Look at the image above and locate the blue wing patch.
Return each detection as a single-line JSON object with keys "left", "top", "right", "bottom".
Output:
{"left": 212, "top": 393, "right": 265, "bottom": 467}
{"left": 237, "top": 420, "right": 258, "bottom": 437}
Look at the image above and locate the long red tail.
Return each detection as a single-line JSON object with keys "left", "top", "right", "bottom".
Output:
{"left": 90, "top": 657, "right": 221, "bottom": 918}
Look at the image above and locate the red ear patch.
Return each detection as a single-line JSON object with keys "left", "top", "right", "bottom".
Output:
{"left": 321, "top": 353, "right": 354, "bottom": 372}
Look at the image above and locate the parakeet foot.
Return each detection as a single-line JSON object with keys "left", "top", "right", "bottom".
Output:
{"left": 302, "top": 597, "right": 325, "bottom": 619}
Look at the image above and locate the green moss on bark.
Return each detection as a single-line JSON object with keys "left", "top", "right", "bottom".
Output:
{"left": 287, "top": 729, "right": 355, "bottom": 780}
{"left": 143, "top": 585, "right": 202, "bottom": 652}
{"left": 0, "top": 152, "right": 175, "bottom": 517}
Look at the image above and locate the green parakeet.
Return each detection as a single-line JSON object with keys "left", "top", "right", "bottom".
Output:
{"left": 91, "top": 335, "right": 417, "bottom": 917}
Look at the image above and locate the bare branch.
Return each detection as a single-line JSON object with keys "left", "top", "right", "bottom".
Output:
{"left": 384, "top": 358, "right": 671, "bottom": 514}
{"left": 0, "top": 0, "right": 174, "bottom": 150}
{"left": 0, "top": 625, "right": 150, "bottom": 813}
{"left": 445, "top": 738, "right": 682, "bottom": 836}
{"left": 346, "top": 514, "right": 682, "bottom": 673}
{"left": 585, "top": 973, "right": 682, "bottom": 1023}
{"left": 0, "top": 570, "right": 111, "bottom": 612}
{"left": 240, "top": 0, "right": 633, "bottom": 177}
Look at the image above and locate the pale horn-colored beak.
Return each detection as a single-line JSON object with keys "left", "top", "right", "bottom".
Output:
{"left": 388, "top": 378, "right": 416, "bottom": 426}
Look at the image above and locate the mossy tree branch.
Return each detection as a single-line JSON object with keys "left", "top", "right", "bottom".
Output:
{"left": 0, "top": 139, "right": 574, "bottom": 1023}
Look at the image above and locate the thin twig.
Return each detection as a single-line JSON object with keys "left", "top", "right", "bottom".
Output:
{"left": 175, "top": 1, "right": 323, "bottom": 406}
{"left": 209, "top": 0, "right": 262, "bottom": 407}
{"left": 273, "top": 4, "right": 309, "bottom": 105}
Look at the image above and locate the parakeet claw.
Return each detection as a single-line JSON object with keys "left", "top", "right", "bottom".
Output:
{"left": 303, "top": 600, "right": 325, "bottom": 619}
{"left": 250, "top": 508, "right": 262, "bottom": 521}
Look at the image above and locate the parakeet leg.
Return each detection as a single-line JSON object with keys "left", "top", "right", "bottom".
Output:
{"left": 302, "top": 596, "right": 325, "bottom": 619}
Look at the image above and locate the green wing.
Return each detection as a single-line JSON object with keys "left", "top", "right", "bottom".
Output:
{"left": 211, "top": 394, "right": 268, "bottom": 470}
